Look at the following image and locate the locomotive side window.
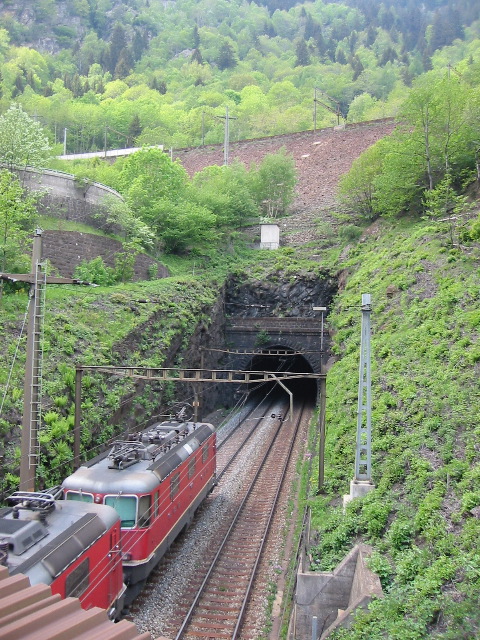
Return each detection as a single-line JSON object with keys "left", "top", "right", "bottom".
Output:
{"left": 138, "top": 495, "right": 151, "bottom": 528}
{"left": 202, "top": 443, "right": 209, "bottom": 464}
{"left": 65, "top": 491, "right": 93, "bottom": 503}
{"left": 188, "top": 457, "right": 196, "bottom": 479}
{"left": 154, "top": 491, "right": 159, "bottom": 518}
{"left": 170, "top": 472, "right": 180, "bottom": 501}
{"left": 105, "top": 495, "right": 136, "bottom": 528}
{"left": 65, "top": 558, "right": 89, "bottom": 598}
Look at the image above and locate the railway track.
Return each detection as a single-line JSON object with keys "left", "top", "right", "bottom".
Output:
{"left": 216, "top": 394, "right": 283, "bottom": 480}
{"left": 129, "top": 395, "right": 308, "bottom": 639}
{"left": 174, "top": 399, "right": 305, "bottom": 640}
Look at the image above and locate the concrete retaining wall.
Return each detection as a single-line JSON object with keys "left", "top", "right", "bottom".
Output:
{"left": 293, "top": 544, "right": 383, "bottom": 639}
{"left": 12, "top": 168, "right": 169, "bottom": 282}
{"left": 15, "top": 167, "right": 123, "bottom": 233}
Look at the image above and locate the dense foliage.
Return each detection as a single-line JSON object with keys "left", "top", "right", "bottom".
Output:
{"left": 339, "top": 65, "right": 480, "bottom": 228}
{"left": 307, "top": 220, "right": 480, "bottom": 638}
{"left": 51, "top": 145, "right": 297, "bottom": 254}
{"left": 0, "top": 106, "right": 297, "bottom": 259}
{"left": 0, "top": 0, "right": 479, "bottom": 150}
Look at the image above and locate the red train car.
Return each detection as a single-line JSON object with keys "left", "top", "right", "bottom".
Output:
{"left": 62, "top": 418, "right": 216, "bottom": 604}
{"left": 0, "top": 486, "right": 125, "bottom": 618}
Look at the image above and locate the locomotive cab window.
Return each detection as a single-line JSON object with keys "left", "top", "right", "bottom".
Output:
{"left": 65, "top": 491, "right": 93, "bottom": 503}
{"left": 188, "top": 457, "right": 196, "bottom": 479}
{"left": 138, "top": 495, "right": 151, "bottom": 528}
{"left": 105, "top": 495, "right": 136, "bottom": 528}
{"left": 170, "top": 472, "right": 180, "bottom": 501}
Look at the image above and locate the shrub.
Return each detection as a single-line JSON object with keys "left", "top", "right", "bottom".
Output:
{"left": 73, "top": 257, "right": 116, "bottom": 286}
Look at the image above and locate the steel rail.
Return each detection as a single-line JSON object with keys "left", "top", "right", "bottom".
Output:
{"left": 174, "top": 399, "right": 305, "bottom": 640}
{"left": 216, "top": 396, "right": 279, "bottom": 482}
{"left": 231, "top": 400, "right": 306, "bottom": 639}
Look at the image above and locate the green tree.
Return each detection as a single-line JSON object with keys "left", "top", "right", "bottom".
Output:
{"left": 399, "top": 73, "right": 470, "bottom": 190}
{"left": 159, "top": 201, "right": 218, "bottom": 254}
{"left": 0, "top": 103, "right": 51, "bottom": 170}
{"left": 338, "top": 137, "right": 388, "bottom": 219}
{"left": 250, "top": 148, "right": 296, "bottom": 219}
{"left": 0, "top": 170, "right": 39, "bottom": 296}
{"left": 108, "top": 23, "right": 127, "bottom": 74}
{"left": 217, "top": 40, "right": 237, "bottom": 71}
{"left": 294, "top": 38, "right": 310, "bottom": 67}
{"left": 127, "top": 114, "right": 143, "bottom": 144}
{"left": 423, "top": 173, "right": 473, "bottom": 247}
{"left": 192, "top": 162, "right": 257, "bottom": 227}
{"left": 119, "top": 148, "right": 188, "bottom": 224}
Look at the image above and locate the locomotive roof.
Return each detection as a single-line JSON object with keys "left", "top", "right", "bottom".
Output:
{"left": 0, "top": 499, "right": 119, "bottom": 587}
{"left": 62, "top": 421, "right": 215, "bottom": 495}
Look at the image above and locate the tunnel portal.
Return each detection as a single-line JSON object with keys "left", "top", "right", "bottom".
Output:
{"left": 224, "top": 316, "right": 326, "bottom": 406}
{"left": 246, "top": 346, "right": 318, "bottom": 400}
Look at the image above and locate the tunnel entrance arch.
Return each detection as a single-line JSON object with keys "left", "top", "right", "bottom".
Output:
{"left": 232, "top": 342, "right": 319, "bottom": 403}
{"left": 225, "top": 314, "right": 326, "bottom": 396}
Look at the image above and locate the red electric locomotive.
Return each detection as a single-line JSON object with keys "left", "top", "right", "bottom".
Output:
{"left": 62, "top": 413, "right": 216, "bottom": 604}
{"left": 0, "top": 486, "right": 125, "bottom": 618}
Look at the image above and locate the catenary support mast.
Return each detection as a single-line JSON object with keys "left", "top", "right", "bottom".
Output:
{"left": 0, "top": 229, "right": 92, "bottom": 491}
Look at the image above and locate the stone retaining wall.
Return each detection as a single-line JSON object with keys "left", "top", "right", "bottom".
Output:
{"left": 42, "top": 231, "right": 169, "bottom": 282}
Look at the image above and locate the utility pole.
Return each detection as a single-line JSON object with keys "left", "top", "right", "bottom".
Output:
{"left": 313, "top": 88, "right": 344, "bottom": 128}
{"left": 343, "top": 294, "right": 375, "bottom": 507}
{"left": 355, "top": 294, "right": 372, "bottom": 482}
{"left": 313, "top": 306, "right": 327, "bottom": 492}
{"left": 63, "top": 127, "right": 67, "bottom": 155}
{"left": 215, "top": 107, "right": 237, "bottom": 166}
{"left": 0, "top": 230, "right": 92, "bottom": 491}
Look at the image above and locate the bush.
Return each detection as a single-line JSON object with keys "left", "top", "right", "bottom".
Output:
{"left": 73, "top": 257, "right": 116, "bottom": 286}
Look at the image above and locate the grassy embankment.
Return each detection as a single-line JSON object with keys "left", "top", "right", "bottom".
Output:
{"left": 0, "top": 254, "right": 226, "bottom": 493}
{"left": 309, "top": 218, "right": 480, "bottom": 639}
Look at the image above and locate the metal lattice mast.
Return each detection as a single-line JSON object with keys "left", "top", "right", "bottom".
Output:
{"left": 354, "top": 294, "right": 372, "bottom": 482}
{"left": 28, "top": 261, "right": 47, "bottom": 472}
{"left": 0, "top": 229, "right": 93, "bottom": 491}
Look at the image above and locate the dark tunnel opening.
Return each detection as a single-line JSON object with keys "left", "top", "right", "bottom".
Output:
{"left": 246, "top": 345, "right": 318, "bottom": 403}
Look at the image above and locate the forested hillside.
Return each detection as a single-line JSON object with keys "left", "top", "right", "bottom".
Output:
{"left": 0, "top": 1, "right": 480, "bottom": 638}
{"left": 0, "top": 0, "right": 479, "bottom": 150}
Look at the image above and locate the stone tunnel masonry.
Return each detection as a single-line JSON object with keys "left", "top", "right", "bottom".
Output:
{"left": 221, "top": 272, "right": 338, "bottom": 403}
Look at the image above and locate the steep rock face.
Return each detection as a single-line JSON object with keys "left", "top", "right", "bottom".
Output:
{"left": 226, "top": 271, "right": 337, "bottom": 318}
{"left": 0, "top": 1, "right": 88, "bottom": 53}
{"left": 109, "top": 285, "right": 228, "bottom": 432}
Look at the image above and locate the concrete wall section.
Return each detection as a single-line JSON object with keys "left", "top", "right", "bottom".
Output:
{"left": 225, "top": 317, "right": 327, "bottom": 374}
{"left": 293, "top": 544, "right": 383, "bottom": 640}
{"left": 17, "top": 167, "right": 123, "bottom": 204}
{"left": 15, "top": 167, "right": 124, "bottom": 233}
{"left": 42, "top": 231, "right": 169, "bottom": 282}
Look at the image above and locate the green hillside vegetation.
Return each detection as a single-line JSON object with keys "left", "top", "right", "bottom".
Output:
{"left": 0, "top": 0, "right": 479, "bottom": 150}
{"left": 0, "top": 1, "right": 480, "bottom": 636}
{"left": 312, "top": 219, "right": 480, "bottom": 638}
{"left": 0, "top": 269, "right": 226, "bottom": 490}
